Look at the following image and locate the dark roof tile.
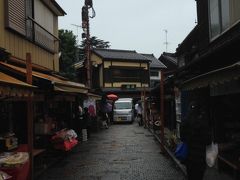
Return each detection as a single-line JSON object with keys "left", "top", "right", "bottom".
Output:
{"left": 141, "top": 54, "right": 166, "bottom": 69}
{"left": 93, "top": 48, "right": 150, "bottom": 61}
{"left": 159, "top": 52, "right": 177, "bottom": 65}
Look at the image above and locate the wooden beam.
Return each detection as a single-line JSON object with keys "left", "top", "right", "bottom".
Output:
{"left": 26, "top": 53, "right": 34, "bottom": 180}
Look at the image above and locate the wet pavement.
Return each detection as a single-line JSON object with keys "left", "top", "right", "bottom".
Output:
{"left": 37, "top": 122, "right": 185, "bottom": 180}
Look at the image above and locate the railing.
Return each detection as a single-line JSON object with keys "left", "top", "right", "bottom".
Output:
{"left": 26, "top": 17, "right": 59, "bottom": 53}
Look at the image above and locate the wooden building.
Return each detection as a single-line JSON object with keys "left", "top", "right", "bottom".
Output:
{"left": 175, "top": 0, "right": 240, "bottom": 177}
{"left": 149, "top": 53, "right": 177, "bottom": 135}
{"left": 141, "top": 53, "right": 166, "bottom": 88}
{"left": 0, "top": 0, "right": 88, "bottom": 179}
{"left": 0, "top": 0, "right": 66, "bottom": 71}
{"left": 88, "top": 48, "right": 151, "bottom": 98}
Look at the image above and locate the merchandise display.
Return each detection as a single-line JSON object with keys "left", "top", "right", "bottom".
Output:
{"left": 0, "top": 170, "right": 11, "bottom": 180}
{"left": 0, "top": 152, "right": 29, "bottom": 168}
{"left": 0, "top": 133, "right": 18, "bottom": 151}
{"left": 51, "top": 129, "right": 78, "bottom": 151}
{"left": 0, "top": 151, "right": 29, "bottom": 180}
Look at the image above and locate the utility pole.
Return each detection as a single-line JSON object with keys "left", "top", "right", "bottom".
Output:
{"left": 81, "top": 0, "right": 95, "bottom": 88}
{"left": 163, "top": 29, "right": 168, "bottom": 52}
{"left": 86, "top": 15, "right": 91, "bottom": 88}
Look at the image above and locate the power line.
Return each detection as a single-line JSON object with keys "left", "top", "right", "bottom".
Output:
{"left": 71, "top": 24, "right": 82, "bottom": 42}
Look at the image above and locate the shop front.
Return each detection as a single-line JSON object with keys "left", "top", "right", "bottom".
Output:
{"left": 179, "top": 61, "right": 240, "bottom": 178}
{"left": 0, "top": 61, "right": 89, "bottom": 178}
{"left": 0, "top": 72, "right": 35, "bottom": 180}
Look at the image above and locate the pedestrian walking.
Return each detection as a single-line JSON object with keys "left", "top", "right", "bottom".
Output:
{"left": 99, "top": 111, "right": 108, "bottom": 129}
{"left": 135, "top": 102, "right": 143, "bottom": 126}
{"left": 82, "top": 107, "right": 90, "bottom": 141}
{"left": 75, "top": 105, "right": 83, "bottom": 135}
{"left": 180, "top": 100, "right": 211, "bottom": 180}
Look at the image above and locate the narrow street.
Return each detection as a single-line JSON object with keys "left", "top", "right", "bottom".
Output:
{"left": 37, "top": 122, "right": 185, "bottom": 180}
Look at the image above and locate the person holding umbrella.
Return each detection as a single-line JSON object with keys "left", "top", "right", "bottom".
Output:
{"left": 106, "top": 94, "right": 118, "bottom": 123}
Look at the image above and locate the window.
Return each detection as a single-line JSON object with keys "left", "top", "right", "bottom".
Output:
{"left": 121, "top": 84, "right": 136, "bottom": 90}
{"left": 104, "top": 66, "right": 149, "bottom": 84}
{"left": 114, "top": 102, "right": 132, "bottom": 109}
{"left": 150, "top": 71, "right": 159, "bottom": 77}
{"left": 209, "top": 0, "right": 221, "bottom": 38}
{"left": 221, "top": 0, "right": 230, "bottom": 31}
{"left": 111, "top": 68, "right": 141, "bottom": 82}
{"left": 5, "top": 0, "right": 26, "bottom": 36}
{"left": 34, "top": 0, "right": 54, "bottom": 34}
{"left": 209, "top": 0, "right": 240, "bottom": 40}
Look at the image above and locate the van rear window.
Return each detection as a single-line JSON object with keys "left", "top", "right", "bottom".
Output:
{"left": 114, "top": 102, "right": 132, "bottom": 109}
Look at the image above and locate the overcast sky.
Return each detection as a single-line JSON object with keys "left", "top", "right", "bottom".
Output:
{"left": 56, "top": 0, "right": 197, "bottom": 58}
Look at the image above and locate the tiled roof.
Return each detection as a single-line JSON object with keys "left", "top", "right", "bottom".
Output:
{"left": 161, "top": 53, "right": 177, "bottom": 65}
{"left": 141, "top": 54, "right": 166, "bottom": 69}
{"left": 93, "top": 48, "right": 150, "bottom": 61}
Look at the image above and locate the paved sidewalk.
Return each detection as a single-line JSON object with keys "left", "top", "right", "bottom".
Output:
{"left": 37, "top": 122, "right": 185, "bottom": 180}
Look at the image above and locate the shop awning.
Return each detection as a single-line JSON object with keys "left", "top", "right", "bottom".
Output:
{"left": 0, "top": 72, "right": 35, "bottom": 97}
{"left": 87, "top": 93, "right": 102, "bottom": 100}
{"left": 53, "top": 81, "right": 88, "bottom": 94}
{"left": 181, "top": 61, "right": 240, "bottom": 90}
{"left": 0, "top": 62, "right": 88, "bottom": 94}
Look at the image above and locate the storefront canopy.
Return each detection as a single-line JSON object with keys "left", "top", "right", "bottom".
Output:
{"left": 181, "top": 61, "right": 240, "bottom": 91}
{"left": 0, "top": 72, "right": 35, "bottom": 97}
{"left": 0, "top": 62, "right": 88, "bottom": 94}
{"left": 87, "top": 93, "right": 102, "bottom": 100}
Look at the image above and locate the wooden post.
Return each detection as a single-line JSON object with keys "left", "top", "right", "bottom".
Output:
{"left": 26, "top": 53, "right": 32, "bottom": 85}
{"left": 160, "top": 71, "right": 165, "bottom": 153}
{"left": 143, "top": 86, "right": 146, "bottom": 128}
{"left": 26, "top": 53, "right": 34, "bottom": 180}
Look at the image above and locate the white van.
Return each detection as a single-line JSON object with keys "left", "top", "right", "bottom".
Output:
{"left": 113, "top": 98, "right": 134, "bottom": 123}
